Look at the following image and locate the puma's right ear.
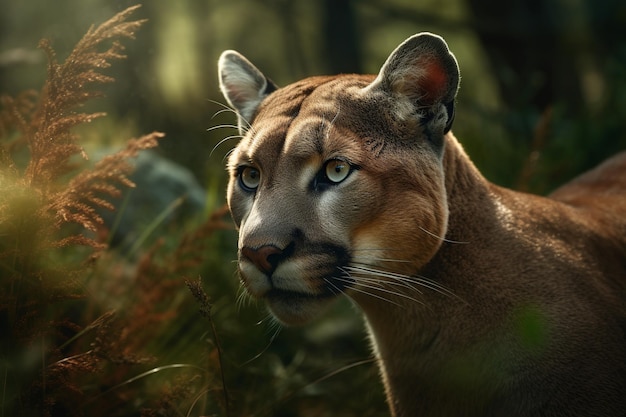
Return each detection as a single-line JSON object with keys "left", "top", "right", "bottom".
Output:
{"left": 218, "top": 51, "right": 278, "bottom": 131}
{"left": 367, "top": 33, "right": 460, "bottom": 134}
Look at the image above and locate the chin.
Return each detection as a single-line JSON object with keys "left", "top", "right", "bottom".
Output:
{"left": 266, "top": 291, "right": 339, "bottom": 326}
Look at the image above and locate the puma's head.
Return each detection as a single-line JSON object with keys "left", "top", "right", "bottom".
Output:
{"left": 219, "top": 33, "right": 460, "bottom": 325}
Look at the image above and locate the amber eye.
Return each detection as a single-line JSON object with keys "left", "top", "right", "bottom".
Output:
{"left": 324, "top": 159, "right": 351, "bottom": 184}
{"left": 239, "top": 166, "right": 260, "bottom": 191}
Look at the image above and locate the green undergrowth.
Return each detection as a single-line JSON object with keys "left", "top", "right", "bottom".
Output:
{"left": 0, "top": 5, "right": 386, "bottom": 417}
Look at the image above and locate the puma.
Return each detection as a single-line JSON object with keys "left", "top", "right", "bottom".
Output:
{"left": 217, "top": 33, "right": 626, "bottom": 416}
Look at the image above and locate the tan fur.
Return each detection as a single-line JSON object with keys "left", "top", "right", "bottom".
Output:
{"left": 218, "top": 33, "right": 626, "bottom": 416}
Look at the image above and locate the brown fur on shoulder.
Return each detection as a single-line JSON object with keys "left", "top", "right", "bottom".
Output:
{"left": 217, "top": 33, "right": 626, "bottom": 416}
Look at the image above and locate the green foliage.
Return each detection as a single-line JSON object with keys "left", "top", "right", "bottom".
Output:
{"left": 0, "top": 6, "right": 166, "bottom": 416}
{"left": 0, "top": 5, "right": 385, "bottom": 417}
{"left": 2, "top": 1, "right": 624, "bottom": 416}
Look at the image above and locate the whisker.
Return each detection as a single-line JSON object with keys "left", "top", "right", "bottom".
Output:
{"left": 210, "top": 134, "right": 244, "bottom": 158}
{"left": 350, "top": 248, "right": 411, "bottom": 256}
{"left": 339, "top": 274, "right": 426, "bottom": 306}
{"left": 351, "top": 255, "right": 411, "bottom": 264}
{"left": 325, "top": 104, "right": 341, "bottom": 140}
{"left": 208, "top": 99, "right": 256, "bottom": 135}
{"left": 340, "top": 281, "right": 403, "bottom": 307}
{"left": 418, "top": 226, "right": 469, "bottom": 245}
{"left": 348, "top": 264, "right": 462, "bottom": 302}
{"left": 403, "top": 274, "right": 458, "bottom": 299}
{"left": 352, "top": 274, "right": 418, "bottom": 296}
{"left": 207, "top": 99, "right": 233, "bottom": 110}
{"left": 412, "top": 274, "right": 466, "bottom": 303}
{"left": 323, "top": 277, "right": 345, "bottom": 297}
{"left": 351, "top": 265, "right": 436, "bottom": 291}
{"left": 207, "top": 100, "right": 242, "bottom": 123}
{"left": 333, "top": 273, "right": 404, "bottom": 307}
{"left": 329, "top": 106, "right": 341, "bottom": 127}
{"left": 222, "top": 147, "right": 237, "bottom": 164}
{"left": 208, "top": 99, "right": 240, "bottom": 115}
{"left": 235, "top": 283, "right": 256, "bottom": 311}
{"left": 211, "top": 108, "right": 239, "bottom": 120}
{"left": 348, "top": 269, "right": 424, "bottom": 295}
{"left": 207, "top": 123, "right": 240, "bottom": 132}
{"left": 238, "top": 318, "right": 282, "bottom": 367}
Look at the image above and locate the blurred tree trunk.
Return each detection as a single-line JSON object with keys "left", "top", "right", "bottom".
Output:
{"left": 322, "top": 0, "right": 363, "bottom": 74}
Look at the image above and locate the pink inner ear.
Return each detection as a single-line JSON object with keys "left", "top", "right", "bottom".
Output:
{"left": 419, "top": 59, "right": 448, "bottom": 103}
{"left": 223, "top": 78, "right": 260, "bottom": 111}
{"left": 225, "top": 84, "right": 249, "bottom": 106}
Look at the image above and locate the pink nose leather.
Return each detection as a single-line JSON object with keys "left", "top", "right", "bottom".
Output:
{"left": 241, "top": 245, "right": 283, "bottom": 274}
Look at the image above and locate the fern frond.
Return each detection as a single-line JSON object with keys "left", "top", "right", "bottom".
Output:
{"left": 24, "top": 5, "right": 147, "bottom": 187}
{"left": 48, "top": 132, "right": 163, "bottom": 247}
{"left": 0, "top": 91, "right": 38, "bottom": 166}
{"left": 0, "top": 6, "right": 176, "bottom": 416}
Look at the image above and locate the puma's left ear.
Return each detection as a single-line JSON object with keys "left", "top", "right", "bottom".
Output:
{"left": 218, "top": 51, "right": 278, "bottom": 132}
{"left": 368, "top": 33, "right": 460, "bottom": 134}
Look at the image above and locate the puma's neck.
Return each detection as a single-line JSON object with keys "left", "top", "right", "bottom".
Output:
{"left": 440, "top": 132, "right": 501, "bottom": 243}
{"left": 358, "top": 133, "right": 626, "bottom": 417}
{"left": 356, "top": 133, "right": 522, "bottom": 416}
{"left": 357, "top": 131, "right": 494, "bottom": 324}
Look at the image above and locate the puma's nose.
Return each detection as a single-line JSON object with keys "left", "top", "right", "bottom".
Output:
{"left": 241, "top": 245, "right": 284, "bottom": 275}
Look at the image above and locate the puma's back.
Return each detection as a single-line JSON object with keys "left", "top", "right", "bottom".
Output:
{"left": 217, "top": 33, "right": 626, "bottom": 416}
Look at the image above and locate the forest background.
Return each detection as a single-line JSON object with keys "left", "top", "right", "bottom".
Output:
{"left": 1, "top": 0, "right": 625, "bottom": 416}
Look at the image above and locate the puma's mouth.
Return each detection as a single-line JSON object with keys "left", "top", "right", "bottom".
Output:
{"left": 264, "top": 288, "right": 339, "bottom": 326}
{"left": 237, "top": 246, "right": 353, "bottom": 325}
{"left": 262, "top": 275, "right": 353, "bottom": 326}
{"left": 266, "top": 287, "right": 337, "bottom": 303}
{"left": 263, "top": 273, "right": 353, "bottom": 304}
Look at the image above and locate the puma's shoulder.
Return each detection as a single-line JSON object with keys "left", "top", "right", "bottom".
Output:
{"left": 546, "top": 151, "right": 626, "bottom": 251}
{"left": 551, "top": 151, "right": 626, "bottom": 210}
